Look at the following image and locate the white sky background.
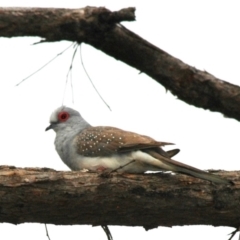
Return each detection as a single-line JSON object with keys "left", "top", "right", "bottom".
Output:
{"left": 0, "top": 0, "right": 239, "bottom": 239}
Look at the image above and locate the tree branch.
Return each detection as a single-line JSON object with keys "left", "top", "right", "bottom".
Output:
{"left": 0, "top": 166, "right": 238, "bottom": 229}
{"left": 1, "top": 7, "right": 240, "bottom": 121}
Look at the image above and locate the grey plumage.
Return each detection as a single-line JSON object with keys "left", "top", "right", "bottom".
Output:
{"left": 46, "top": 106, "right": 232, "bottom": 184}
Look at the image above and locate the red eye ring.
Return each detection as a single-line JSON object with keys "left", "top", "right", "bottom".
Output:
{"left": 58, "top": 111, "right": 70, "bottom": 122}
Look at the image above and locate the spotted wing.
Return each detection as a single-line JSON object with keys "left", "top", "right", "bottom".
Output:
{"left": 75, "top": 126, "right": 174, "bottom": 157}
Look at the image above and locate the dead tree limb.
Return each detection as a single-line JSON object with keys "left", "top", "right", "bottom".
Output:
{"left": 0, "top": 166, "right": 239, "bottom": 229}
{"left": 0, "top": 7, "right": 240, "bottom": 121}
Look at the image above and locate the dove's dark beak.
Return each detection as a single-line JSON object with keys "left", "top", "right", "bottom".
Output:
{"left": 45, "top": 124, "right": 54, "bottom": 131}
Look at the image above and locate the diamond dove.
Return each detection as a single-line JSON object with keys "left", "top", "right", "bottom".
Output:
{"left": 46, "top": 106, "right": 231, "bottom": 184}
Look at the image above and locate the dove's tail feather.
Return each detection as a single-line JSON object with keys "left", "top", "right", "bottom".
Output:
{"left": 166, "top": 149, "right": 180, "bottom": 158}
{"left": 139, "top": 150, "right": 233, "bottom": 185}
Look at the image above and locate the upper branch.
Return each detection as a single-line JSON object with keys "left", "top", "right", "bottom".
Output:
{"left": 1, "top": 7, "right": 240, "bottom": 121}
{"left": 0, "top": 166, "right": 239, "bottom": 229}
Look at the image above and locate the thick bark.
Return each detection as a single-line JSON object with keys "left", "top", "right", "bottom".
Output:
{"left": 0, "top": 7, "right": 240, "bottom": 121}
{"left": 0, "top": 166, "right": 239, "bottom": 229}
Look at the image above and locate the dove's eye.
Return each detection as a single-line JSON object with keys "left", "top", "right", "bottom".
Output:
{"left": 58, "top": 111, "right": 70, "bottom": 122}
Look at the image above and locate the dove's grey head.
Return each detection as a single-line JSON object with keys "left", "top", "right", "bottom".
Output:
{"left": 45, "top": 106, "right": 90, "bottom": 133}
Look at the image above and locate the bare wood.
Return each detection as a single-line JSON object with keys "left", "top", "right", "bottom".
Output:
{"left": 0, "top": 166, "right": 238, "bottom": 229}
{"left": 1, "top": 7, "right": 240, "bottom": 121}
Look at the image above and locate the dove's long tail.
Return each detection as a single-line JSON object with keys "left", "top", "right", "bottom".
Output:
{"left": 136, "top": 150, "right": 232, "bottom": 184}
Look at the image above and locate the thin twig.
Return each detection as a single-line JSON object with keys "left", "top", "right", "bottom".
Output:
{"left": 62, "top": 42, "right": 78, "bottom": 105}
{"left": 70, "top": 65, "right": 74, "bottom": 104}
{"left": 101, "top": 225, "right": 113, "bottom": 240}
{"left": 44, "top": 224, "right": 51, "bottom": 240}
{"left": 228, "top": 227, "right": 240, "bottom": 240}
{"left": 79, "top": 44, "right": 111, "bottom": 111}
{"left": 16, "top": 43, "right": 75, "bottom": 86}
{"left": 110, "top": 160, "right": 136, "bottom": 173}
{"left": 100, "top": 160, "right": 136, "bottom": 178}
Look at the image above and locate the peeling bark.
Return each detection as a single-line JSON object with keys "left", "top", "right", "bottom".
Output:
{"left": 1, "top": 7, "right": 240, "bottom": 121}
{"left": 0, "top": 166, "right": 239, "bottom": 229}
